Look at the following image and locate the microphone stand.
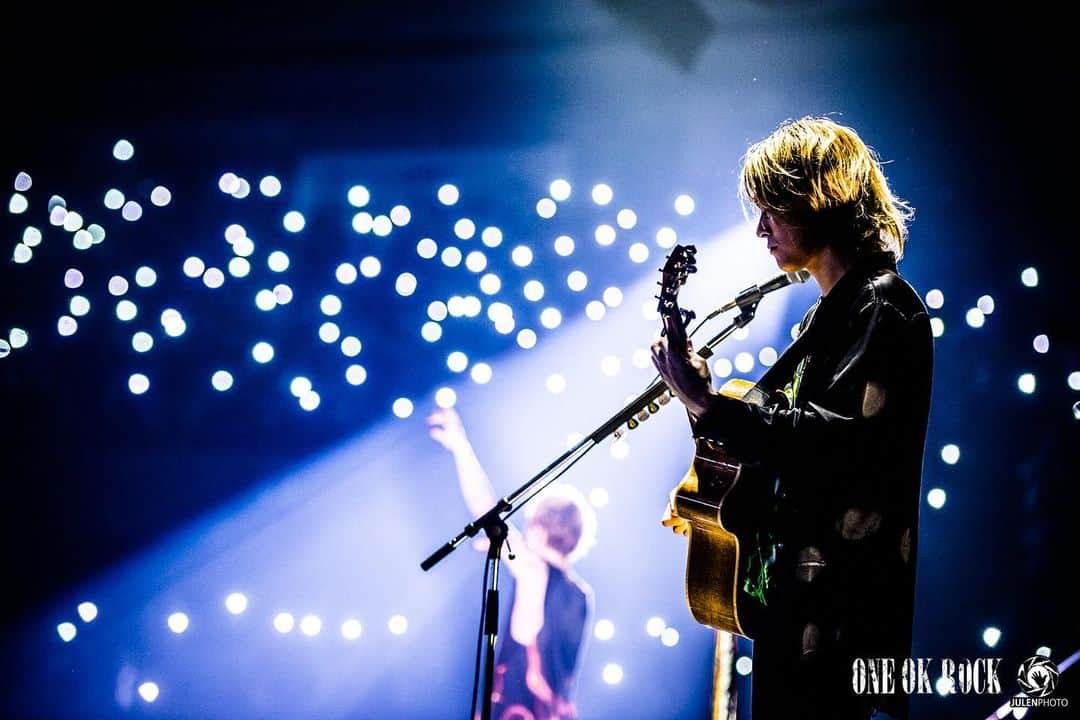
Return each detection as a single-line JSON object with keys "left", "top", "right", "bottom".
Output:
{"left": 421, "top": 301, "right": 761, "bottom": 720}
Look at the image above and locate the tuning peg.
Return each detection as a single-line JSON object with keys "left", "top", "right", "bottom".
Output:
{"left": 647, "top": 401, "right": 659, "bottom": 414}
{"left": 636, "top": 409, "right": 650, "bottom": 422}
{"left": 657, "top": 391, "right": 671, "bottom": 405}
{"left": 627, "top": 418, "right": 639, "bottom": 430}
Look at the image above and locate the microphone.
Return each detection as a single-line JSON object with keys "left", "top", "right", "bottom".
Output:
{"left": 705, "top": 269, "right": 812, "bottom": 320}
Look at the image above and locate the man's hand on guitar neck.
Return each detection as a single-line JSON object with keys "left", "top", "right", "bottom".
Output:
{"left": 650, "top": 310, "right": 717, "bottom": 418}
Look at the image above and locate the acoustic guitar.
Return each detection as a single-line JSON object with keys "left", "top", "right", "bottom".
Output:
{"left": 656, "top": 245, "right": 771, "bottom": 640}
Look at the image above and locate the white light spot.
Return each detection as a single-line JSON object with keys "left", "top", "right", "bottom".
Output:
{"left": 977, "top": 295, "right": 995, "bottom": 315}
{"left": 300, "top": 615, "right": 322, "bottom": 636}
{"left": 168, "top": 612, "right": 189, "bottom": 634}
{"left": 421, "top": 321, "right": 442, "bottom": 342}
{"left": 252, "top": 342, "right": 274, "bottom": 363}
{"left": 341, "top": 619, "right": 363, "bottom": 640}
{"left": 12, "top": 243, "right": 32, "bottom": 264}
{"left": 289, "top": 377, "right": 312, "bottom": 398}
{"left": 14, "top": 171, "right": 32, "bottom": 191}
{"left": 549, "top": 179, "right": 571, "bottom": 201}
{"left": 233, "top": 179, "right": 251, "bottom": 199}
{"left": 736, "top": 656, "right": 753, "bottom": 676}
{"left": 104, "top": 189, "right": 126, "bottom": 211}
{"left": 341, "top": 336, "right": 362, "bottom": 357}
{"left": 211, "top": 371, "right": 233, "bottom": 391}
{"left": 50, "top": 206, "right": 67, "bottom": 226}
{"left": 601, "top": 355, "right": 621, "bottom": 376}
{"left": 437, "top": 246, "right": 462, "bottom": 269}
{"left": 8, "top": 193, "right": 28, "bottom": 214}
{"left": 395, "top": 273, "right": 417, "bottom": 296}
{"left": 454, "top": 218, "right": 476, "bottom": 240}
{"left": 631, "top": 348, "right": 651, "bottom": 369}
{"left": 115, "top": 300, "right": 137, "bottom": 321}
{"left": 128, "top": 373, "right": 150, "bottom": 395}
{"left": 162, "top": 314, "right": 186, "bottom": 338}
{"left": 267, "top": 250, "right": 289, "bottom": 273}
{"left": 273, "top": 612, "right": 295, "bottom": 633}
{"left": 517, "top": 329, "right": 537, "bottom": 349}
{"left": 218, "top": 173, "right": 240, "bottom": 194}
{"left": 232, "top": 236, "right": 255, "bottom": 257}
{"left": 57, "top": 622, "right": 77, "bottom": 642}
{"left": 471, "top": 363, "right": 493, "bottom": 384}
{"left": 713, "top": 358, "right": 733, "bottom": 378}
{"left": 1013, "top": 706, "right": 1029, "bottom": 719}
{"left": 1017, "top": 373, "right": 1036, "bottom": 394}
{"left": 616, "top": 209, "right": 637, "bottom": 229}
{"left": 427, "top": 301, "right": 448, "bottom": 322}
{"left": 591, "top": 183, "right": 613, "bottom": 206}
{"left": 465, "top": 250, "right": 487, "bottom": 273}
{"left": 594, "top": 619, "right": 615, "bottom": 640}
{"left": 437, "top": 184, "right": 459, "bottom": 205}
{"left": 546, "top": 373, "right": 567, "bottom": 394}
{"left": 567, "top": 271, "right": 588, "bottom": 292}
{"left": 512, "top": 245, "right": 533, "bottom": 267}
{"left": 225, "top": 593, "right": 248, "bottom": 615}
{"left": 925, "top": 289, "right": 944, "bottom": 309}
{"left": 255, "top": 289, "right": 277, "bottom": 311}
{"left": 536, "top": 197, "right": 557, "bottom": 219}
{"left": 759, "top": 347, "right": 778, "bottom": 366}
{"left": 589, "top": 487, "right": 609, "bottom": 508}
{"left": 1068, "top": 371, "right": 1080, "bottom": 391}
{"left": 183, "top": 257, "right": 205, "bottom": 278}
{"left": 447, "top": 351, "right": 469, "bottom": 373}
{"left": 393, "top": 398, "right": 414, "bottom": 418}
{"left": 646, "top": 617, "right": 666, "bottom": 637}
{"left": 62, "top": 209, "right": 84, "bottom": 231}
{"left": 360, "top": 256, "right": 381, "bottom": 277}
{"left": 320, "top": 294, "right": 342, "bottom": 316}
{"left": 927, "top": 488, "right": 947, "bottom": 509}
{"left": 479, "top": 273, "right": 501, "bottom": 295}
{"left": 1033, "top": 334, "right": 1049, "bottom": 354}
{"left": 935, "top": 675, "right": 954, "bottom": 696}
{"left": 674, "top": 194, "right": 695, "bottom": 215}
{"left": 480, "top": 226, "right": 503, "bottom": 248}
{"left": 113, "top": 139, "right": 134, "bottom": 161}
{"left": 524, "top": 280, "right": 545, "bottom": 302}
{"left": 23, "top": 226, "right": 43, "bottom": 247}
{"left": 351, "top": 211, "right": 373, "bottom": 234}
{"left": 540, "top": 308, "right": 562, "bottom": 329}
{"left": 982, "top": 627, "right": 1002, "bottom": 648}
{"left": 586, "top": 301, "right": 606, "bottom": 321}
{"left": 661, "top": 627, "right": 680, "bottom": 647}
{"left": 554, "top": 235, "right": 575, "bottom": 256}
{"left": 965, "top": 308, "right": 985, "bottom": 328}
{"left": 132, "top": 332, "right": 154, "bottom": 353}
{"left": 259, "top": 176, "right": 282, "bottom": 197}
{"left": 930, "top": 318, "right": 945, "bottom": 337}
{"left": 1036, "top": 646, "right": 1052, "bottom": 658}
{"left": 88, "top": 224, "right": 105, "bottom": 244}
{"left": 134, "top": 266, "right": 157, "bottom": 288}
{"left": 150, "top": 186, "right": 172, "bottom": 207}
{"left": 388, "top": 615, "right": 409, "bottom": 635}
{"left": 137, "top": 682, "right": 159, "bottom": 703}
{"left": 435, "top": 387, "right": 457, "bottom": 408}
{"left": 319, "top": 322, "right": 341, "bottom": 343}
{"left": 602, "top": 663, "right": 624, "bottom": 685}
{"left": 1021, "top": 267, "right": 1039, "bottom": 287}
{"left": 77, "top": 602, "right": 98, "bottom": 622}
{"left": 734, "top": 352, "right": 755, "bottom": 373}
{"left": 121, "top": 201, "right": 142, "bottom": 221}
{"left": 346, "top": 364, "right": 368, "bottom": 385}
{"left": 203, "top": 268, "right": 225, "bottom": 289}
{"left": 628, "top": 242, "right": 649, "bottom": 263}
{"left": 283, "top": 211, "right": 305, "bottom": 232}
{"left": 72, "top": 230, "right": 92, "bottom": 250}
{"left": 656, "top": 227, "right": 677, "bottom": 248}
{"left": 941, "top": 444, "right": 960, "bottom": 465}
{"left": 372, "top": 215, "right": 393, "bottom": 236}
{"left": 347, "top": 185, "right": 370, "bottom": 207}
{"left": 594, "top": 224, "right": 616, "bottom": 246}
{"left": 57, "top": 316, "right": 78, "bottom": 336}
{"left": 610, "top": 438, "right": 629, "bottom": 460}
{"left": 390, "top": 205, "right": 411, "bottom": 226}
{"left": 10, "top": 328, "right": 29, "bottom": 349}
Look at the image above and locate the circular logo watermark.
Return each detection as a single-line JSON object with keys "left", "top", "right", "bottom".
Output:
{"left": 1017, "top": 656, "right": 1060, "bottom": 699}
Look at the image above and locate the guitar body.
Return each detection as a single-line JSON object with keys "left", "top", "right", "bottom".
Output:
{"left": 674, "top": 379, "right": 770, "bottom": 638}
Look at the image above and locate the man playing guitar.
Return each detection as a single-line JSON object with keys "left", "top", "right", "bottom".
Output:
{"left": 651, "top": 116, "right": 933, "bottom": 720}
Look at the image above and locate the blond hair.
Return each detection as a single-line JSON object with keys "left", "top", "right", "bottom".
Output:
{"left": 525, "top": 483, "right": 597, "bottom": 563}
{"left": 739, "top": 116, "right": 913, "bottom": 259}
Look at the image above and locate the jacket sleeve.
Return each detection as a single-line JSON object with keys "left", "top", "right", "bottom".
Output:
{"left": 692, "top": 298, "right": 931, "bottom": 500}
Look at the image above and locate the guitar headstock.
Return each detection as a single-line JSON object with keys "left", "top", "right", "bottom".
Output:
{"left": 656, "top": 244, "right": 698, "bottom": 332}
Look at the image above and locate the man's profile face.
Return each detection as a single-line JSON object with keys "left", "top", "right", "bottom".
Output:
{"left": 757, "top": 209, "right": 813, "bottom": 272}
